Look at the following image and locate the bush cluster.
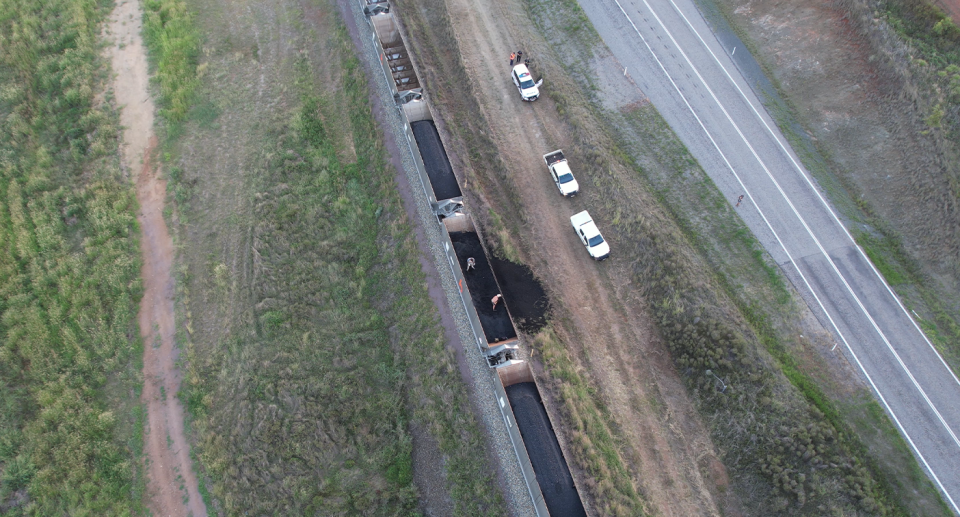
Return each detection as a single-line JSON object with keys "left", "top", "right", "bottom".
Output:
{"left": 760, "top": 423, "right": 837, "bottom": 504}
{"left": 619, "top": 211, "right": 899, "bottom": 514}
{"left": 665, "top": 319, "right": 748, "bottom": 374}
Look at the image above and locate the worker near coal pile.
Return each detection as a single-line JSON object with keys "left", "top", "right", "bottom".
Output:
{"left": 466, "top": 257, "right": 476, "bottom": 271}
{"left": 491, "top": 294, "right": 503, "bottom": 310}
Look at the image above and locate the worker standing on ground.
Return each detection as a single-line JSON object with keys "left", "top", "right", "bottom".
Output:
{"left": 516, "top": 50, "right": 523, "bottom": 64}
{"left": 491, "top": 294, "right": 502, "bottom": 310}
{"left": 509, "top": 52, "right": 516, "bottom": 66}
{"left": 466, "top": 257, "right": 476, "bottom": 271}
{"left": 736, "top": 194, "right": 744, "bottom": 207}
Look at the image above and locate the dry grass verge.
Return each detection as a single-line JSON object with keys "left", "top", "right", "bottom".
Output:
{"left": 532, "top": 328, "right": 646, "bottom": 514}
{"left": 158, "top": 0, "right": 505, "bottom": 513}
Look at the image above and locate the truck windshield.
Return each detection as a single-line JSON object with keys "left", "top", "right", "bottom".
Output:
{"left": 520, "top": 79, "right": 535, "bottom": 89}
{"left": 588, "top": 235, "right": 604, "bottom": 247}
{"left": 558, "top": 173, "right": 574, "bottom": 184}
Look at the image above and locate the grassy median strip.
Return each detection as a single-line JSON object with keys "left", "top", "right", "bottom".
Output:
{"left": 0, "top": 0, "right": 145, "bottom": 514}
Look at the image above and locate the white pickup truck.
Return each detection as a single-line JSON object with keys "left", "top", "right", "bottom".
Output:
{"left": 511, "top": 64, "right": 542, "bottom": 101}
{"left": 570, "top": 211, "right": 610, "bottom": 261}
{"left": 543, "top": 150, "right": 579, "bottom": 197}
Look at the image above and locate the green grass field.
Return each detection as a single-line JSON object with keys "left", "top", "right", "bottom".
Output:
{"left": 0, "top": 0, "right": 145, "bottom": 514}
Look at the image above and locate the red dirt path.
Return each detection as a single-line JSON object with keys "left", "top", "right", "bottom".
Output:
{"left": 137, "top": 139, "right": 206, "bottom": 517}
{"left": 106, "top": 0, "right": 206, "bottom": 514}
{"left": 935, "top": 0, "right": 960, "bottom": 24}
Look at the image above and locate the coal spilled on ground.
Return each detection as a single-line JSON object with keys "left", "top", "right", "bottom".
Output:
{"left": 410, "top": 120, "right": 462, "bottom": 201}
{"left": 488, "top": 255, "right": 548, "bottom": 334}
{"left": 449, "top": 231, "right": 518, "bottom": 343}
{"left": 505, "top": 382, "right": 587, "bottom": 517}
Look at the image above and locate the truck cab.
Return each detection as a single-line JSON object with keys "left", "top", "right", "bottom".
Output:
{"left": 543, "top": 150, "right": 579, "bottom": 197}
{"left": 570, "top": 210, "right": 610, "bottom": 260}
{"left": 511, "top": 64, "right": 541, "bottom": 101}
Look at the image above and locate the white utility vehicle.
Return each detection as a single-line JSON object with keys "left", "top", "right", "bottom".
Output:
{"left": 511, "top": 64, "right": 541, "bottom": 101}
{"left": 543, "top": 150, "right": 579, "bottom": 197}
{"left": 570, "top": 211, "right": 610, "bottom": 260}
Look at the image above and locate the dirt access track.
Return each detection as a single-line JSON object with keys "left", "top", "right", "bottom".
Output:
{"left": 397, "top": 0, "right": 738, "bottom": 514}
{"left": 105, "top": 0, "right": 206, "bottom": 515}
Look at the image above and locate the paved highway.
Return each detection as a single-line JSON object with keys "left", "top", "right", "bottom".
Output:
{"left": 575, "top": 0, "right": 960, "bottom": 510}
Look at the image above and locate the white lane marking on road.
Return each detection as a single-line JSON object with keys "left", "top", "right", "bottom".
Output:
{"left": 663, "top": 0, "right": 960, "bottom": 393}
{"left": 624, "top": 0, "right": 960, "bottom": 452}
{"left": 607, "top": 0, "right": 960, "bottom": 511}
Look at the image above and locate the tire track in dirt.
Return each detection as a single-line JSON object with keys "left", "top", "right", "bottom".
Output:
{"left": 105, "top": 1, "right": 207, "bottom": 515}
{"left": 438, "top": 0, "right": 728, "bottom": 514}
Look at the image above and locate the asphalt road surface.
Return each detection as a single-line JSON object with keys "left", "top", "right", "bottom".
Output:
{"left": 575, "top": 0, "right": 960, "bottom": 511}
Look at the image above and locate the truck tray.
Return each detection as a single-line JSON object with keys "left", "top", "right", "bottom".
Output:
{"left": 543, "top": 149, "right": 565, "bottom": 167}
